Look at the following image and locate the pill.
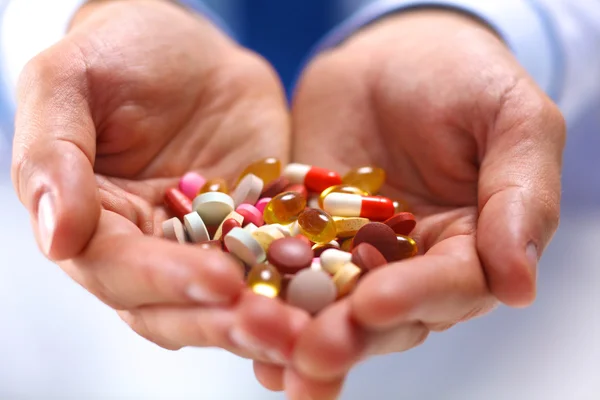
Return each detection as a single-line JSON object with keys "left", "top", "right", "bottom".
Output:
{"left": 333, "top": 262, "right": 362, "bottom": 297}
{"left": 212, "top": 211, "right": 245, "bottom": 241}
{"left": 351, "top": 243, "right": 387, "bottom": 272}
{"left": 318, "top": 185, "right": 368, "bottom": 209}
{"left": 179, "top": 172, "right": 207, "bottom": 200}
{"left": 311, "top": 240, "right": 340, "bottom": 257}
{"left": 206, "top": 224, "right": 219, "bottom": 239}
{"left": 236, "top": 157, "right": 281, "bottom": 186}
{"left": 339, "top": 238, "right": 354, "bottom": 252}
{"left": 232, "top": 173, "right": 264, "bottom": 207}
{"left": 320, "top": 248, "right": 352, "bottom": 275}
{"left": 244, "top": 223, "right": 258, "bottom": 233}
{"left": 251, "top": 225, "right": 286, "bottom": 251}
{"left": 323, "top": 192, "right": 394, "bottom": 221}
{"left": 199, "top": 178, "right": 229, "bottom": 195}
{"left": 255, "top": 197, "right": 271, "bottom": 214}
{"left": 224, "top": 227, "right": 266, "bottom": 266}
{"left": 311, "top": 257, "right": 323, "bottom": 271}
{"left": 295, "top": 233, "right": 313, "bottom": 247}
{"left": 269, "top": 223, "right": 292, "bottom": 237}
{"left": 284, "top": 183, "right": 308, "bottom": 200}
{"left": 221, "top": 218, "right": 242, "bottom": 239}
{"left": 279, "top": 274, "right": 294, "bottom": 299}
{"left": 183, "top": 212, "right": 210, "bottom": 243}
{"left": 193, "top": 192, "right": 235, "bottom": 226}
{"left": 352, "top": 222, "right": 401, "bottom": 262}
{"left": 236, "top": 204, "right": 264, "bottom": 227}
{"left": 384, "top": 212, "right": 417, "bottom": 235}
{"left": 333, "top": 216, "right": 370, "bottom": 238}
{"left": 162, "top": 217, "right": 187, "bottom": 244}
{"left": 263, "top": 191, "right": 306, "bottom": 225}
{"left": 164, "top": 188, "right": 192, "bottom": 220}
{"left": 342, "top": 166, "right": 386, "bottom": 194}
{"left": 247, "top": 263, "right": 281, "bottom": 298}
{"left": 198, "top": 240, "right": 223, "bottom": 250}
{"left": 261, "top": 176, "right": 291, "bottom": 198}
{"left": 286, "top": 269, "right": 337, "bottom": 315}
{"left": 307, "top": 194, "right": 321, "bottom": 209}
{"left": 267, "top": 237, "right": 313, "bottom": 274}
{"left": 297, "top": 208, "right": 337, "bottom": 244}
{"left": 397, "top": 234, "right": 418, "bottom": 259}
{"left": 284, "top": 163, "right": 342, "bottom": 193}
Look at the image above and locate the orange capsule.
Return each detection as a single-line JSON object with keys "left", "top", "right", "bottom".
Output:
{"left": 164, "top": 188, "right": 192, "bottom": 220}
{"left": 284, "top": 163, "right": 342, "bottom": 193}
{"left": 323, "top": 193, "right": 395, "bottom": 221}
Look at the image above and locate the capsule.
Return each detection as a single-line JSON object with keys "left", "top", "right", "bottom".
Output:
{"left": 236, "top": 157, "right": 281, "bottom": 186}
{"left": 297, "top": 208, "right": 337, "bottom": 244}
{"left": 397, "top": 235, "right": 418, "bottom": 259}
{"left": 342, "top": 166, "right": 386, "bottom": 194}
{"left": 318, "top": 185, "right": 368, "bottom": 209}
{"left": 263, "top": 191, "right": 307, "bottom": 225}
{"left": 247, "top": 263, "right": 282, "bottom": 298}
{"left": 164, "top": 188, "right": 192, "bottom": 220}
{"left": 199, "top": 178, "right": 229, "bottom": 195}
{"left": 323, "top": 192, "right": 395, "bottom": 221}
{"left": 284, "top": 163, "right": 342, "bottom": 193}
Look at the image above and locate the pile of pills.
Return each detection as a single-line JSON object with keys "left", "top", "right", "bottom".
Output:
{"left": 161, "top": 158, "right": 417, "bottom": 315}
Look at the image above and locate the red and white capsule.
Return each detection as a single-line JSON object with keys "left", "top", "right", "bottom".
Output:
{"left": 323, "top": 192, "right": 395, "bottom": 221}
{"left": 283, "top": 163, "right": 342, "bottom": 193}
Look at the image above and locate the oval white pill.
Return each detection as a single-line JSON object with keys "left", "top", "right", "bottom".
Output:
{"left": 320, "top": 248, "right": 352, "bottom": 275}
{"left": 286, "top": 269, "right": 337, "bottom": 315}
{"left": 162, "top": 217, "right": 187, "bottom": 244}
{"left": 193, "top": 192, "right": 235, "bottom": 226}
{"left": 232, "top": 174, "right": 264, "bottom": 207}
{"left": 224, "top": 227, "right": 266, "bottom": 266}
{"left": 183, "top": 212, "right": 210, "bottom": 243}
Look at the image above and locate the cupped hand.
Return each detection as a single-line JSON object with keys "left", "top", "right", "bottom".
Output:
{"left": 252, "top": 9, "right": 566, "bottom": 398}
{"left": 11, "top": 0, "right": 304, "bottom": 358}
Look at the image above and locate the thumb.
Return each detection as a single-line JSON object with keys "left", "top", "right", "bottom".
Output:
{"left": 477, "top": 83, "right": 566, "bottom": 307}
{"left": 12, "top": 42, "right": 100, "bottom": 261}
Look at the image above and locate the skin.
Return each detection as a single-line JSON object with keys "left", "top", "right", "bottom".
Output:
{"left": 11, "top": 1, "right": 566, "bottom": 399}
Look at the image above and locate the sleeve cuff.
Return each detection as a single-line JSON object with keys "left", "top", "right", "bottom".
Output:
{"left": 308, "top": 0, "right": 564, "bottom": 101}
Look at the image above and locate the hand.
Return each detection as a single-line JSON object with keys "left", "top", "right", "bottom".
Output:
{"left": 252, "top": 9, "right": 566, "bottom": 398}
{"left": 11, "top": 0, "right": 306, "bottom": 358}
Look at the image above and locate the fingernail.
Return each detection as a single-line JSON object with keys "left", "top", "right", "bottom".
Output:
{"left": 37, "top": 192, "right": 56, "bottom": 255}
{"left": 265, "top": 349, "right": 288, "bottom": 366}
{"left": 526, "top": 241, "right": 538, "bottom": 271}
{"left": 186, "top": 284, "right": 229, "bottom": 304}
{"left": 229, "top": 328, "right": 265, "bottom": 354}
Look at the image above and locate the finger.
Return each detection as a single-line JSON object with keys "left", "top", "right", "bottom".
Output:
{"left": 351, "top": 235, "right": 493, "bottom": 330}
{"left": 253, "top": 361, "right": 284, "bottom": 392}
{"left": 478, "top": 84, "right": 566, "bottom": 307}
{"left": 284, "top": 368, "right": 345, "bottom": 400}
{"left": 292, "top": 300, "right": 366, "bottom": 382}
{"left": 231, "top": 291, "right": 311, "bottom": 365}
{"left": 12, "top": 42, "right": 100, "bottom": 261}
{"left": 63, "top": 210, "right": 244, "bottom": 309}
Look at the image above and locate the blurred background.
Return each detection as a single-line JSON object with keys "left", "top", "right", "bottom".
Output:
{"left": 0, "top": 0, "right": 599, "bottom": 399}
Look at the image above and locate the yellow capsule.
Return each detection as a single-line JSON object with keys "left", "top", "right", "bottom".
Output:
{"left": 332, "top": 216, "right": 369, "bottom": 239}
{"left": 393, "top": 199, "right": 409, "bottom": 213}
{"left": 318, "top": 184, "right": 368, "bottom": 209}
{"left": 199, "top": 178, "right": 229, "bottom": 195}
{"left": 247, "top": 263, "right": 281, "bottom": 298}
{"left": 342, "top": 166, "right": 386, "bottom": 194}
{"left": 236, "top": 157, "right": 281, "bottom": 186}
{"left": 397, "top": 235, "right": 418, "bottom": 259}
{"left": 297, "top": 208, "right": 337, "bottom": 244}
{"left": 263, "top": 191, "right": 307, "bottom": 225}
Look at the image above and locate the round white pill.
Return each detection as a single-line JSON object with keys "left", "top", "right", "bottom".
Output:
{"left": 192, "top": 192, "right": 235, "bottom": 226}
{"left": 183, "top": 212, "right": 210, "bottom": 243}
{"left": 232, "top": 174, "right": 264, "bottom": 207}
{"left": 286, "top": 269, "right": 337, "bottom": 315}
{"left": 162, "top": 217, "right": 187, "bottom": 244}
{"left": 224, "top": 227, "right": 266, "bottom": 266}
{"left": 320, "top": 248, "right": 352, "bottom": 275}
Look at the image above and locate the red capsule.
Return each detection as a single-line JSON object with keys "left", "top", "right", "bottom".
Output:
{"left": 284, "top": 183, "right": 309, "bottom": 199}
{"left": 164, "top": 188, "right": 192, "bottom": 220}
{"left": 284, "top": 163, "right": 342, "bottom": 193}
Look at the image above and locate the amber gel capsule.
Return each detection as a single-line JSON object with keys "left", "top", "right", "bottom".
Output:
{"left": 342, "top": 166, "right": 386, "bottom": 194}
{"left": 199, "top": 178, "right": 229, "bottom": 195}
{"left": 247, "top": 263, "right": 282, "bottom": 298}
{"left": 263, "top": 191, "right": 307, "bottom": 225}
{"left": 236, "top": 157, "right": 281, "bottom": 186}
{"left": 297, "top": 208, "right": 337, "bottom": 244}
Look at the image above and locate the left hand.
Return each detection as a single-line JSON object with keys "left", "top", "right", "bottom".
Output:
{"left": 249, "top": 9, "right": 566, "bottom": 399}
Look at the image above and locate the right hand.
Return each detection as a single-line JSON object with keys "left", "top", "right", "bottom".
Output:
{"left": 11, "top": 0, "right": 308, "bottom": 360}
